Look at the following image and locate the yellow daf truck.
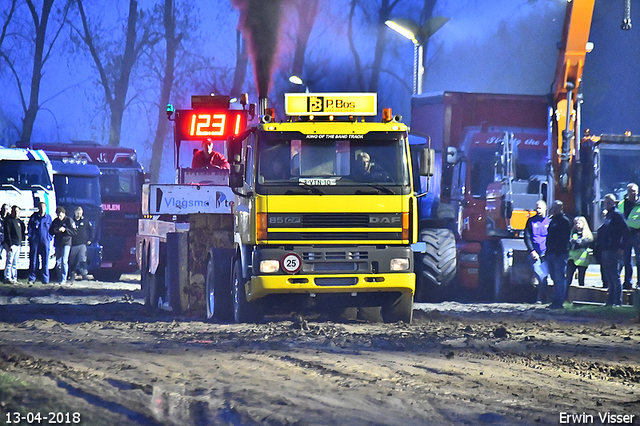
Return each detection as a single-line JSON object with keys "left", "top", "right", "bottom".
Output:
{"left": 206, "top": 93, "right": 430, "bottom": 323}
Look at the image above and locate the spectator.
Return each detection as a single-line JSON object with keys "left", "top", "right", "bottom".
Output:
{"left": 566, "top": 216, "right": 594, "bottom": 297}
{"left": 598, "top": 194, "right": 630, "bottom": 306}
{"left": 545, "top": 200, "right": 572, "bottom": 309}
{"left": 3, "top": 206, "right": 25, "bottom": 284}
{"left": 0, "top": 203, "right": 10, "bottom": 262}
{"left": 27, "top": 202, "right": 53, "bottom": 284}
{"left": 192, "top": 138, "right": 229, "bottom": 169}
{"left": 618, "top": 183, "right": 640, "bottom": 289}
{"left": 69, "top": 207, "right": 92, "bottom": 282}
{"left": 524, "top": 200, "right": 550, "bottom": 304}
{"left": 49, "top": 207, "right": 75, "bottom": 285}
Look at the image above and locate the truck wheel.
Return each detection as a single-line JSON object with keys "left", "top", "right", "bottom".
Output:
{"left": 141, "top": 245, "right": 150, "bottom": 306}
{"left": 381, "top": 292, "right": 413, "bottom": 323}
{"left": 493, "top": 250, "right": 508, "bottom": 302}
{"left": 232, "top": 259, "right": 263, "bottom": 323}
{"left": 415, "top": 228, "right": 457, "bottom": 302}
{"left": 206, "top": 255, "right": 233, "bottom": 321}
{"left": 93, "top": 270, "right": 121, "bottom": 282}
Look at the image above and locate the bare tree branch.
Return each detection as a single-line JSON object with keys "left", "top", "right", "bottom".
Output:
{"left": 0, "top": 0, "right": 17, "bottom": 49}
{"left": 75, "top": 0, "right": 114, "bottom": 106}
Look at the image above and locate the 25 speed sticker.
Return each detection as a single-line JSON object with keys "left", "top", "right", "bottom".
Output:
{"left": 281, "top": 253, "right": 302, "bottom": 274}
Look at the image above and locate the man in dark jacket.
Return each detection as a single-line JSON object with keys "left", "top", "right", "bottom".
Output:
{"left": 545, "top": 200, "right": 572, "bottom": 309}
{"left": 27, "top": 202, "right": 52, "bottom": 284}
{"left": 524, "top": 200, "right": 550, "bottom": 303}
{"left": 618, "top": 183, "right": 640, "bottom": 289}
{"left": 3, "top": 205, "right": 26, "bottom": 284}
{"left": 49, "top": 207, "right": 75, "bottom": 285}
{"left": 599, "top": 194, "right": 631, "bottom": 306}
{"left": 69, "top": 207, "right": 92, "bottom": 282}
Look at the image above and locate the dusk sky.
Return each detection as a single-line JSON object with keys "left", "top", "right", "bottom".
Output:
{"left": 0, "top": 0, "right": 637, "bottom": 182}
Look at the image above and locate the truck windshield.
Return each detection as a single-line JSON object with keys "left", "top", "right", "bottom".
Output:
{"left": 0, "top": 160, "right": 53, "bottom": 191}
{"left": 54, "top": 175, "right": 101, "bottom": 207}
{"left": 599, "top": 147, "right": 640, "bottom": 201}
{"left": 99, "top": 168, "right": 141, "bottom": 201}
{"left": 257, "top": 133, "right": 409, "bottom": 188}
{"left": 466, "top": 135, "right": 548, "bottom": 198}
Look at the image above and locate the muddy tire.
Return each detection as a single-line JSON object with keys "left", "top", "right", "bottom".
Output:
{"left": 358, "top": 306, "right": 382, "bottom": 323}
{"left": 493, "top": 251, "right": 508, "bottom": 302}
{"left": 206, "top": 254, "right": 233, "bottom": 321}
{"left": 93, "top": 270, "right": 122, "bottom": 282}
{"left": 141, "top": 245, "right": 150, "bottom": 306}
{"left": 381, "top": 292, "right": 413, "bottom": 323}
{"left": 146, "top": 263, "right": 164, "bottom": 311}
{"left": 232, "top": 259, "right": 263, "bottom": 323}
{"left": 415, "top": 228, "right": 457, "bottom": 302}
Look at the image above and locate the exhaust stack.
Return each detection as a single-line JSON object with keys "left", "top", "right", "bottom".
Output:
{"left": 259, "top": 97, "right": 268, "bottom": 116}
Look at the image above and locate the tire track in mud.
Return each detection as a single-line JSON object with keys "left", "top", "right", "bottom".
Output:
{"left": 0, "top": 346, "right": 164, "bottom": 426}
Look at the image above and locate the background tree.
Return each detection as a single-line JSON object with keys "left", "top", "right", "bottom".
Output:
{"left": 0, "top": 0, "right": 71, "bottom": 144}
{"left": 147, "top": 0, "right": 182, "bottom": 183}
{"left": 73, "top": 0, "right": 162, "bottom": 147}
{"left": 290, "top": 0, "right": 320, "bottom": 84}
{"left": 0, "top": 0, "right": 17, "bottom": 51}
{"left": 230, "top": 30, "right": 248, "bottom": 98}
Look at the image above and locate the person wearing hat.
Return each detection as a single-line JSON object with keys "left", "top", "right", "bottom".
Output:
{"left": 597, "top": 194, "right": 631, "bottom": 306}
{"left": 192, "top": 138, "right": 229, "bottom": 169}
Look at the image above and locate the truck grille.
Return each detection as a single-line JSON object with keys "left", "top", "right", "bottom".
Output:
{"left": 302, "top": 214, "right": 369, "bottom": 228}
{"left": 303, "top": 251, "right": 369, "bottom": 260}
{"left": 266, "top": 212, "right": 404, "bottom": 242}
{"left": 270, "top": 231, "right": 402, "bottom": 240}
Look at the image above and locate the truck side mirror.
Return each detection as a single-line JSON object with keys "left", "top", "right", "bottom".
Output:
{"left": 229, "top": 163, "right": 244, "bottom": 188}
{"left": 420, "top": 148, "right": 435, "bottom": 176}
{"left": 227, "top": 136, "right": 242, "bottom": 164}
{"left": 503, "top": 199, "right": 513, "bottom": 219}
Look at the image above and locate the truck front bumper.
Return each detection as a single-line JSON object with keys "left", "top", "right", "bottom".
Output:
{"left": 247, "top": 273, "right": 415, "bottom": 302}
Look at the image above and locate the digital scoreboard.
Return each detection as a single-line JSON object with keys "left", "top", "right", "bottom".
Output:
{"left": 173, "top": 95, "right": 248, "bottom": 142}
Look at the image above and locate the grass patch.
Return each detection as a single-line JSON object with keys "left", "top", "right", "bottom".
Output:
{"left": 563, "top": 302, "right": 639, "bottom": 320}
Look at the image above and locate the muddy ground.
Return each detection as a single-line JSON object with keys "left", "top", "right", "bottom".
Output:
{"left": 0, "top": 276, "right": 638, "bottom": 426}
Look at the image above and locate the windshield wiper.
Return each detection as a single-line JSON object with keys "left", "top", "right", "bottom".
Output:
{"left": 356, "top": 183, "right": 395, "bottom": 195}
{"left": 295, "top": 182, "right": 324, "bottom": 195}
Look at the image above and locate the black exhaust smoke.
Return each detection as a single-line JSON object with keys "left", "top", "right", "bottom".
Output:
{"left": 231, "top": 0, "right": 287, "bottom": 100}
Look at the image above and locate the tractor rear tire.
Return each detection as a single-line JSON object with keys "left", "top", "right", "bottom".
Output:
{"left": 415, "top": 228, "right": 457, "bottom": 302}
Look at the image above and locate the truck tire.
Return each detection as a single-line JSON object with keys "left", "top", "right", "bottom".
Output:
{"left": 206, "top": 254, "right": 233, "bottom": 321}
{"left": 415, "top": 228, "right": 457, "bottom": 302}
{"left": 232, "top": 259, "right": 263, "bottom": 323}
{"left": 145, "top": 262, "right": 164, "bottom": 311}
{"left": 93, "top": 270, "right": 122, "bottom": 282}
{"left": 381, "top": 292, "right": 413, "bottom": 323}
{"left": 493, "top": 250, "right": 508, "bottom": 302}
{"left": 141, "top": 245, "right": 150, "bottom": 306}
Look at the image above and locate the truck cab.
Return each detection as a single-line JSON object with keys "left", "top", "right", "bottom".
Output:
{"left": 0, "top": 147, "right": 57, "bottom": 271}
{"left": 220, "top": 93, "right": 420, "bottom": 323}
{"left": 49, "top": 159, "right": 103, "bottom": 275}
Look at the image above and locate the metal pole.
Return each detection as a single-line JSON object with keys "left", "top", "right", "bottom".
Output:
{"left": 417, "top": 43, "right": 424, "bottom": 95}
{"left": 412, "top": 44, "right": 418, "bottom": 95}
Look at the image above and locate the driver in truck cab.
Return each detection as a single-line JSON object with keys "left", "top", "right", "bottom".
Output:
{"left": 351, "top": 151, "right": 391, "bottom": 182}
{"left": 192, "top": 138, "right": 229, "bottom": 169}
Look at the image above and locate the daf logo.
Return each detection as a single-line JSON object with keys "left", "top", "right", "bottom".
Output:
{"left": 369, "top": 216, "right": 401, "bottom": 224}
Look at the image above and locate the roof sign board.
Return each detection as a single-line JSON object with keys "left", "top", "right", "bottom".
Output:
{"left": 284, "top": 93, "right": 377, "bottom": 116}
